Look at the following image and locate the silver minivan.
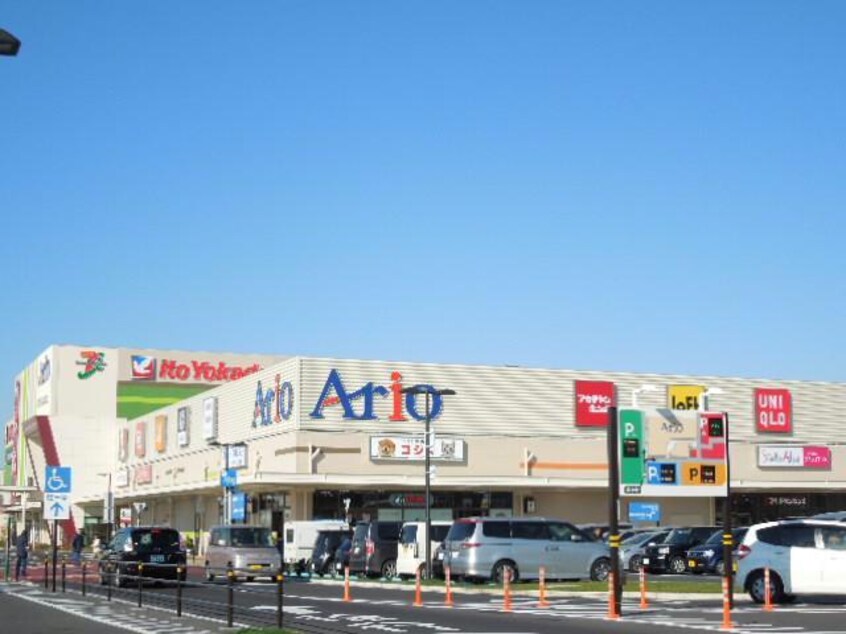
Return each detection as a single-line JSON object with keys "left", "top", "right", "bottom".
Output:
{"left": 205, "top": 525, "right": 281, "bottom": 582}
{"left": 443, "top": 517, "right": 610, "bottom": 582}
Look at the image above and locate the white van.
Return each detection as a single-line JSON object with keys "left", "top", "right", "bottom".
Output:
{"left": 397, "top": 521, "right": 452, "bottom": 580}
{"left": 283, "top": 520, "right": 348, "bottom": 573}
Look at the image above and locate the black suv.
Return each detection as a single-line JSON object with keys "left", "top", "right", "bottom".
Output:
{"left": 349, "top": 521, "right": 402, "bottom": 579}
{"left": 643, "top": 526, "right": 717, "bottom": 574}
{"left": 98, "top": 526, "right": 187, "bottom": 586}
{"left": 310, "top": 529, "right": 352, "bottom": 576}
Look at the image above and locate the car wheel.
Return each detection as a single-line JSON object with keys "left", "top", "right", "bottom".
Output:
{"left": 748, "top": 570, "right": 785, "bottom": 604}
{"left": 491, "top": 560, "right": 518, "bottom": 584}
{"left": 669, "top": 556, "right": 687, "bottom": 574}
{"left": 715, "top": 561, "right": 726, "bottom": 576}
{"left": 628, "top": 555, "right": 642, "bottom": 573}
{"left": 381, "top": 559, "right": 397, "bottom": 579}
{"left": 246, "top": 576, "right": 255, "bottom": 582}
{"left": 590, "top": 557, "right": 611, "bottom": 582}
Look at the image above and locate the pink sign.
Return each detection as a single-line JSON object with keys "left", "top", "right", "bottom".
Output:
{"left": 803, "top": 446, "right": 832, "bottom": 469}
{"left": 755, "top": 388, "right": 792, "bottom": 433}
{"left": 575, "top": 380, "right": 616, "bottom": 427}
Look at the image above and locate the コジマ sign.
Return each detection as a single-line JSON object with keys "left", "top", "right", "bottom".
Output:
{"left": 575, "top": 380, "right": 616, "bottom": 427}
{"left": 755, "top": 388, "right": 792, "bottom": 433}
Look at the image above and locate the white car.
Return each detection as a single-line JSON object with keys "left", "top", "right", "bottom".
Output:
{"left": 396, "top": 521, "right": 452, "bottom": 580}
{"left": 736, "top": 519, "right": 846, "bottom": 603}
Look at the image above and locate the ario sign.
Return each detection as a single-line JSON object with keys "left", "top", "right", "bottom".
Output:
{"left": 131, "top": 355, "right": 261, "bottom": 382}
{"left": 619, "top": 408, "right": 728, "bottom": 498}
{"left": 309, "top": 369, "right": 451, "bottom": 422}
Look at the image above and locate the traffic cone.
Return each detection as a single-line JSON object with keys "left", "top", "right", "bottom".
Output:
{"left": 414, "top": 567, "right": 423, "bottom": 607}
{"left": 503, "top": 568, "right": 513, "bottom": 613}
{"left": 721, "top": 575, "right": 734, "bottom": 630}
{"left": 343, "top": 566, "right": 352, "bottom": 602}
{"left": 445, "top": 566, "right": 454, "bottom": 607}
{"left": 639, "top": 564, "right": 649, "bottom": 609}
{"left": 763, "top": 567, "right": 774, "bottom": 612}
{"left": 607, "top": 570, "right": 620, "bottom": 620}
{"left": 538, "top": 566, "right": 550, "bottom": 608}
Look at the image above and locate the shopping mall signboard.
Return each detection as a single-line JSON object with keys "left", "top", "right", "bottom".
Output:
{"left": 757, "top": 445, "right": 831, "bottom": 469}
{"left": 370, "top": 435, "right": 465, "bottom": 462}
{"left": 619, "top": 408, "right": 728, "bottom": 498}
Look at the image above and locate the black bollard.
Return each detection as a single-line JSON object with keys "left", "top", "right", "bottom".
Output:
{"left": 61, "top": 557, "right": 66, "bottom": 593}
{"left": 176, "top": 566, "right": 183, "bottom": 617}
{"left": 137, "top": 563, "right": 143, "bottom": 607}
{"left": 44, "top": 559, "right": 48, "bottom": 589}
{"left": 106, "top": 565, "right": 112, "bottom": 601}
{"left": 227, "top": 562, "right": 234, "bottom": 628}
{"left": 276, "top": 569, "right": 284, "bottom": 629}
{"left": 82, "top": 563, "right": 87, "bottom": 596}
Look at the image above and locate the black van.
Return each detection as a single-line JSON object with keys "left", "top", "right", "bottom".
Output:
{"left": 642, "top": 526, "right": 717, "bottom": 574}
{"left": 311, "top": 529, "right": 353, "bottom": 576}
{"left": 98, "top": 526, "right": 186, "bottom": 586}
{"left": 348, "top": 521, "right": 402, "bottom": 579}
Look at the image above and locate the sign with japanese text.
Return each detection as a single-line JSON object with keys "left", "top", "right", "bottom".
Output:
{"left": 135, "top": 422, "right": 147, "bottom": 458}
{"left": 118, "top": 428, "right": 129, "bottom": 463}
{"left": 667, "top": 385, "right": 706, "bottom": 411}
{"left": 177, "top": 407, "right": 190, "bottom": 447}
{"left": 757, "top": 445, "right": 831, "bottom": 469}
{"left": 155, "top": 415, "right": 167, "bottom": 453}
{"left": 370, "top": 436, "right": 465, "bottom": 462}
{"left": 619, "top": 408, "right": 728, "bottom": 497}
{"left": 226, "top": 444, "right": 248, "bottom": 470}
{"left": 134, "top": 464, "right": 153, "bottom": 485}
{"left": 115, "top": 468, "right": 129, "bottom": 488}
{"left": 755, "top": 388, "right": 792, "bottom": 433}
{"left": 574, "top": 380, "right": 616, "bottom": 427}
{"left": 203, "top": 397, "right": 218, "bottom": 441}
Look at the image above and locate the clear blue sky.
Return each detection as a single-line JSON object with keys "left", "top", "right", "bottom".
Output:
{"left": 2, "top": 1, "right": 844, "bottom": 418}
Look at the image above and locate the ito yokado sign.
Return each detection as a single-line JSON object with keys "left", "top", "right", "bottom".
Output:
{"left": 619, "top": 408, "right": 728, "bottom": 497}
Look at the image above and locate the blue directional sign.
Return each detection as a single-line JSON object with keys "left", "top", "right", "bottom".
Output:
{"left": 221, "top": 469, "right": 238, "bottom": 489}
{"left": 231, "top": 492, "right": 247, "bottom": 522}
{"left": 629, "top": 502, "right": 662, "bottom": 523}
{"left": 44, "top": 466, "right": 72, "bottom": 493}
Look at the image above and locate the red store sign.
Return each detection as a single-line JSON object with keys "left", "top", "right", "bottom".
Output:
{"left": 575, "top": 380, "right": 616, "bottom": 427}
{"left": 756, "top": 388, "right": 792, "bottom": 433}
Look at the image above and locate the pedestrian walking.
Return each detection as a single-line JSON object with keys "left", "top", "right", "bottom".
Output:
{"left": 14, "top": 528, "right": 29, "bottom": 581}
{"left": 71, "top": 531, "right": 85, "bottom": 565}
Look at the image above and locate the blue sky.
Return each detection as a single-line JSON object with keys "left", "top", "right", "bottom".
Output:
{"left": 2, "top": 1, "right": 844, "bottom": 418}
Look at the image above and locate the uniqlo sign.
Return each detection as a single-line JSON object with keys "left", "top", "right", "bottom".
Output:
{"left": 575, "top": 380, "right": 616, "bottom": 427}
{"left": 755, "top": 388, "right": 792, "bottom": 433}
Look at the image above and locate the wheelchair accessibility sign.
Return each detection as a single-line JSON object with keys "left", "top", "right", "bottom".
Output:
{"left": 44, "top": 466, "right": 72, "bottom": 493}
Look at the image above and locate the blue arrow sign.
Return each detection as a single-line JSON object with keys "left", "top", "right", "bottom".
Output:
{"left": 629, "top": 502, "right": 662, "bottom": 522}
{"left": 50, "top": 502, "right": 64, "bottom": 515}
{"left": 231, "top": 492, "right": 247, "bottom": 522}
{"left": 44, "top": 466, "right": 72, "bottom": 493}
{"left": 221, "top": 469, "right": 237, "bottom": 489}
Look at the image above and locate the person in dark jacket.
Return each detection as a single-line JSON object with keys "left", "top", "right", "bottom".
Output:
{"left": 71, "top": 532, "right": 85, "bottom": 565}
{"left": 15, "top": 529, "right": 29, "bottom": 580}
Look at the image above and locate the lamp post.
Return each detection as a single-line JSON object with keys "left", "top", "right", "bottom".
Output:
{"left": 0, "top": 29, "right": 21, "bottom": 56}
{"left": 400, "top": 386, "right": 456, "bottom": 579}
{"left": 699, "top": 387, "right": 724, "bottom": 412}
{"left": 208, "top": 441, "right": 231, "bottom": 525}
{"left": 631, "top": 384, "right": 660, "bottom": 408}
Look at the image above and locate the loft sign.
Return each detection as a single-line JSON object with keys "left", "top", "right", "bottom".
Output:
{"left": 310, "top": 369, "right": 448, "bottom": 422}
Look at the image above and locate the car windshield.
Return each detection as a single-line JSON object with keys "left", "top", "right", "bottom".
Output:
{"left": 623, "top": 532, "right": 657, "bottom": 547}
{"left": 229, "top": 527, "right": 274, "bottom": 547}
{"left": 704, "top": 530, "right": 723, "bottom": 545}
{"left": 131, "top": 529, "right": 180, "bottom": 551}
{"left": 666, "top": 528, "right": 696, "bottom": 545}
{"left": 445, "top": 521, "right": 476, "bottom": 542}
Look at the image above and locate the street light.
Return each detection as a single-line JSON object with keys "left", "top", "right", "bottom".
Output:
{"left": 400, "top": 386, "right": 456, "bottom": 580}
{"left": 699, "top": 387, "right": 724, "bottom": 411}
{"left": 96, "top": 472, "right": 113, "bottom": 543}
{"left": 0, "top": 29, "right": 21, "bottom": 56}
{"left": 631, "top": 384, "right": 660, "bottom": 408}
{"left": 207, "top": 440, "right": 232, "bottom": 524}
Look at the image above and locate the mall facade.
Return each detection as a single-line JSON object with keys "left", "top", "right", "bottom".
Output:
{"left": 4, "top": 345, "right": 846, "bottom": 549}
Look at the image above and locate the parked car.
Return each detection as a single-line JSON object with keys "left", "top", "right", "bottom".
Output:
{"left": 620, "top": 529, "right": 671, "bottom": 572}
{"left": 349, "top": 520, "right": 403, "bottom": 579}
{"left": 737, "top": 519, "right": 846, "bottom": 603}
{"left": 813, "top": 511, "right": 846, "bottom": 522}
{"left": 397, "top": 521, "right": 452, "bottom": 580}
{"left": 686, "top": 527, "right": 747, "bottom": 575}
{"left": 205, "top": 525, "right": 281, "bottom": 582}
{"left": 310, "top": 529, "right": 352, "bottom": 576}
{"left": 443, "top": 517, "right": 610, "bottom": 583}
{"left": 642, "top": 526, "right": 717, "bottom": 574}
{"left": 332, "top": 535, "right": 353, "bottom": 577}
{"left": 432, "top": 542, "right": 446, "bottom": 579}
{"left": 282, "top": 520, "right": 348, "bottom": 574}
{"left": 98, "top": 526, "right": 186, "bottom": 587}
{"left": 577, "top": 523, "right": 634, "bottom": 542}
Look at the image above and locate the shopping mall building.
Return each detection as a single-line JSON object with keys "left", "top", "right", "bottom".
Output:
{"left": 3, "top": 344, "right": 846, "bottom": 549}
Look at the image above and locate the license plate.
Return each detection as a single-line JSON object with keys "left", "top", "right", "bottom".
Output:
{"left": 688, "top": 560, "right": 696, "bottom": 567}
{"left": 437, "top": 552, "right": 445, "bottom": 560}
{"left": 150, "top": 555, "right": 165, "bottom": 563}
{"left": 642, "top": 557, "right": 650, "bottom": 565}
{"left": 249, "top": 564, "right": 263, "bottom": 570}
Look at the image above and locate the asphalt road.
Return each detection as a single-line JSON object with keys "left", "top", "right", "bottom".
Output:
{"left": 15, "top": 565, "right": 846, "bottom": 634}
{"left": 0, "top": 590, "right": 135, "bottom": 633}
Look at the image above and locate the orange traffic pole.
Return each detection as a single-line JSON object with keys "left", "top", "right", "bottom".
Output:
{"left": 445, "top": 566, "right": 454, "bottom": 607}
{"left": 343, "top": 566, "right": 352, "bottom": 602}
{"left": 538, "top": 566, "right": 550, "bottom": 608}
{"left": 763, "top": 567, "right": 774, "bottom": 612}
{"left": 639, "top": 564, "right": 649, "bottom": 609}
{"left": 503, "top": 568, "right": 513, "bottom": 613}
{"left": 414, "top": 567, "right": 423, "bottom": 607}
{"left": 721, "top": 575, "right": 734, "bottom": 630}
{"left": 607, "top": 570, "right": 620, "bottom": 620}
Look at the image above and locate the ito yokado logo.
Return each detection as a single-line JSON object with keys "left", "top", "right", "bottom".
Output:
{"left": 77, "top": 350, "right": 107, "bottom": 379}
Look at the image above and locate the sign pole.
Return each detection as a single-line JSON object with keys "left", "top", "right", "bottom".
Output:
{"left": 607, "top": 405, "right": 622, "bottom": 616}
{"left": 51, "top": 519, "right": 58, "bottom": 592}
{"left": 722, "top": 412, "right": 734, "bottom": 610}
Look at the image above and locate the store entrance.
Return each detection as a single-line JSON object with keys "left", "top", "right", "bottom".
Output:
{"left": 312, "top": 490, "right": 514, "bottom": 522}
{"left": 728, "top": 492, "right": 846, "bottom": 525}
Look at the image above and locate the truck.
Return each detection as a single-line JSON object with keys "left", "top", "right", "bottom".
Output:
{"left": 282, "top": 519, "right": 348, "bottom": 574}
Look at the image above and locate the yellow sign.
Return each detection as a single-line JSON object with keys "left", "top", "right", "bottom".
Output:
{"left": 668, "top": 385, "right": 705, "bottom": 411}
{"left": 155, "top": 415, "right": 167, "bottom": 453}
{"left": 681, "top": 462, "right": 726, "bottom": 485}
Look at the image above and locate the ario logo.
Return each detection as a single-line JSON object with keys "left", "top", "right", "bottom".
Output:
{"left": 309, "top": 369, "right": 448, "bottom": 422}
{"left": 253, "top": 374, "right": 294, "bottom": 428}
